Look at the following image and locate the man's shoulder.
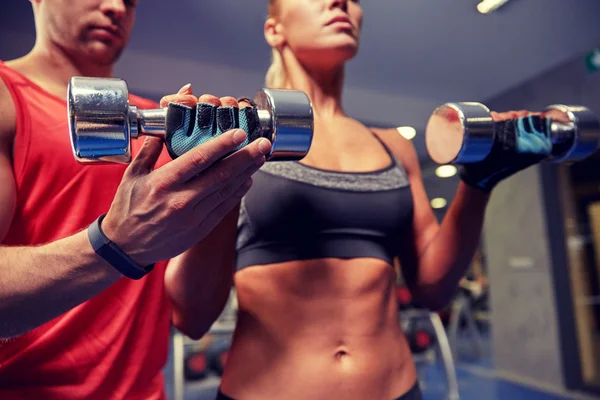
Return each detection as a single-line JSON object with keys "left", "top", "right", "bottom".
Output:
{"left": 0, "top": 64, "right": 17, "bottom": 144}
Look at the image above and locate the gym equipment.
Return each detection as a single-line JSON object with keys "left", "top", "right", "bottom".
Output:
{"left": 425, "top": 102, "right": 600, "bottom": 165}
{"left": 205, "top": 337, "right": 232, "bottom": 376}
{"left": 400, "top": 309, "right": 460, "bottom": 400}
{"left": 448, "top": 287, "right": 488, "bottom": 361}
{"left": 184, "top": 351, "right": 208, "bottom": 381}
{"left": 67, "top": 76, "right": 314, "bottom": 164}
{"left": 396, "top": 286, "right": 413, "bottom": 311}
{"left": 407, "top": 326, "right": 435, "bottom": 354}
{"left": 173, "top": 289, "right": 238, "bottom": 400}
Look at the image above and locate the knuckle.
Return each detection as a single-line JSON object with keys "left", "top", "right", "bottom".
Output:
{"left": 217, "top": 133, "right": 237, "bottom": 151}
{"left": 198, "top": 94, "right": 221, "bottom": 106}
{"left": 214, "top": 166, "right": 232, "bottom": 185}
{"left": 234, "top": 179, "right": 251, "bottom": 199}
{"left": 131, "top": 177, "right": 149, "bottom": 193}
{"left": 190, "top": 148, "right": 210, "bottom": 169}
{"left": 159, "top": 94, "right": 176, "bottom": 107}
{"left": 168, "top": 196, "right": 190, "bottom": 213}
{"left": 217, "top": 183, "right": 236, "bottom": 202}
{"left": 150, "top": 175, "right": 170, "bottom": 194}
{"left": 219, "top": 96, "right": 238, "bottom": 107}
{"left": 175, "top": 94, "right": 199, "bottom": 108}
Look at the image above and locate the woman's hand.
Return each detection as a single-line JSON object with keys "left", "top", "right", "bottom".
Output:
{"left": 459, "top": 109, "right": 552, "bottom": 193}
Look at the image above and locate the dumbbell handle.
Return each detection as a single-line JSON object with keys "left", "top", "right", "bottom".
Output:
{"left": 128, "top": 106, "right": 167, "bottom": 138}
{"left": 124, "top": 106, "right": 274, "bottom": 139}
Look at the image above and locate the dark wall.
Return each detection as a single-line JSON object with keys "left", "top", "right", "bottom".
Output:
{"left": 481, "top": 52, "right": 600, "bottom": 394}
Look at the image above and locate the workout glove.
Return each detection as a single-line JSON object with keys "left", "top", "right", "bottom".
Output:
{"left": 165, "top": 100, "right": 262, "bottom": 159}
{"left": 460, "top": 115, "right": 553, "bottom": 192}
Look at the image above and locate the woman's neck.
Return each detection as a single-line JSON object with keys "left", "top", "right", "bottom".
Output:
{"left": 282, "top": 51, "right": 346, "bottom": 121}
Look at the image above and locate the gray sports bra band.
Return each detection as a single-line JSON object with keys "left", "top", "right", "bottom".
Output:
{"left": 235, "top": 133, "right": 416, "bottom": 270}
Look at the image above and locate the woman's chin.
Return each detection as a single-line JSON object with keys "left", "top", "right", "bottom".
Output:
{"left": 300, "top": 45, "right": 359, "bottom": 69}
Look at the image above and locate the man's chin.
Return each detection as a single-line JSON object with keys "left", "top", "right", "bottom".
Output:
{"left": 85, "top": 43, "right": 124, "bottom": 66}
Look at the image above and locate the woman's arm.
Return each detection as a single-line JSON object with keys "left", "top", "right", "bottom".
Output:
{"left": 407, "top": 157, "right": 489, "bottom": 309}
{"left": 164, "top": 206, "right": 240, "bottom": 339}
{"left": 375, "top": 129, "right": 489, "bottom": 310}
{"left": 160, "top": 87, "right": 266, "bottom": 339}
{"left": 387, "top": 108, "right": 551, "bottom": 309}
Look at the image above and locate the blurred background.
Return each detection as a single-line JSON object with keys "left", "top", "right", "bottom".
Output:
{"left": 3, "top": 0, "right": 600, "bottom": 399}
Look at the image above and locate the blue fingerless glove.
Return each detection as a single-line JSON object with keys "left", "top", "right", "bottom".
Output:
{"left": 164, "top": 100, "right": 262, "bottom": 159}
{"left": 460, "top": 115, "right": 553, "bottom": 192}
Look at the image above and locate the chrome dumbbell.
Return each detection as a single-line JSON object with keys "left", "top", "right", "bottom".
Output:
{"left": 425, "top": 102, "right": 600, "bottom": 165}
{"left": 67, "top": 76, "right": 314, "bottom": 164}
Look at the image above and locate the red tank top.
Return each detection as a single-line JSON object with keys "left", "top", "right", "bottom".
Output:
{"left": 0, "top": 61, "right": 174, "bottom": 399}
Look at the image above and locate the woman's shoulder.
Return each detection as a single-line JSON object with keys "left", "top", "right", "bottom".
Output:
{"left": 369, "top": 127, "right": 420, "bottom": 174}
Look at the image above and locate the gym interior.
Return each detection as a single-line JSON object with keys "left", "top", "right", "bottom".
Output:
{"left": 2, "top": 0, "right": 600, "bottom": 399}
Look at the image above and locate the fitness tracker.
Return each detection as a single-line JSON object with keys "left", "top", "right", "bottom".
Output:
{"left": 88, "top": 214, "right": 154, "bottom": 280}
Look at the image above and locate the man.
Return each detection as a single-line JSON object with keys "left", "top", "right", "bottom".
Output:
{"left": 0, "top": 0, "right": 271, "bottom": 398}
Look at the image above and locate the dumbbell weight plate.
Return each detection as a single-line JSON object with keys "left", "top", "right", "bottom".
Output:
{"left": 544, "top": 105, "right": 600, "bottom": 163}
{"left": 184, "top": 352, "right": 208, "bottom": 381}
{"left": 253, "top": 89, "right": 314, "bottom": 161}
{"left": 425, "top": 102, "right": 495, "bottom": 165}
{"left": 68, "top": 77, "right": 134, "bottom": 164}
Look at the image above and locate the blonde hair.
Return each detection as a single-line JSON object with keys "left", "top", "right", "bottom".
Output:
{"left": 265, "top": 0, "right": 288, "bottom": 89}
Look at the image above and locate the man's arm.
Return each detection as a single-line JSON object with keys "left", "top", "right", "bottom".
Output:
{"left": 0, "top": 79, "right": 123, "bottom": 339}
{"left": 0, "top": 77, "right": 16, "bottom": 241}
{"left": 0, "top": 80, "right": 270, "bottom": 340}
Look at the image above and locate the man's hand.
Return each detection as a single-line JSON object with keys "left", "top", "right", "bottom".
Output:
{"left": 101, "top": 84, "right": 272, "bottom": 266}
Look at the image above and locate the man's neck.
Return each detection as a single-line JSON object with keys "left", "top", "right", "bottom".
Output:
{"left": 8, "top": 42, "right": 113, "bottom": 99}
{"left": 31, "top": 42, "right": 113, "bottom": 85}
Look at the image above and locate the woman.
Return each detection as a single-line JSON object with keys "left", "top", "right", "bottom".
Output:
{"left": 165, "top": 1, "right": 552, "bottom": 398}
{"left": 220, "top": 2, "right": 482, "bottom": 398}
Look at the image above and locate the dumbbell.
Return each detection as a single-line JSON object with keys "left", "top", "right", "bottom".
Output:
{"left": 67, "top": 76, "right": 314, "bottom": 164}
{"left": 425, "top": 102, "right": 600, "bottom": 165}
{"left": 403, "top": 320, "right": 436, "bottom": 354}
{"left": 205, "top": 337, "right": 231, "bottom": 376}
{"left": 184, "top": 351, "right": 208, "bottom": 381}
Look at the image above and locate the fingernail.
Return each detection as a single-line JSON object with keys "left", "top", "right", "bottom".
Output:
{"left": 178, "top": 83, "right": 191, "bottom": 94}
{"left": 233, "top": 129, "right": 247, "bottom": 145}
{"left": 258, "top": 138, "right": 271, "bottom": 155}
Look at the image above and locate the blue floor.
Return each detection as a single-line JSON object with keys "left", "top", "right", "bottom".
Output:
{"left": 420, "top": 362, "right": 573, "bottom": 400}
{"left": 163, "top": 333, "right": 586, "bottom": 400}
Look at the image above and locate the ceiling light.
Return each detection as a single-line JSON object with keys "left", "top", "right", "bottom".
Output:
{"left": 430, "top": 197, "right": 447, "bottom": 209}
{"left": 397, "top": 126, "right": 416, "bottom": 140}
{"left": 477, "top": 0, "right": 510, "bottom": 14}
{"left": 435, "top": 165, "right": 457, "bottom": 178}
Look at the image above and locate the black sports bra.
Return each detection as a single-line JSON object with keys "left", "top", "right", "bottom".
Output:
{"left": 235, "top": 135, "right": 414, "bottom": 270}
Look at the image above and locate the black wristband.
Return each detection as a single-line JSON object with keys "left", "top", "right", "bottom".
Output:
{"left": 88, "top": 214, "right": 154, "bottom": 280}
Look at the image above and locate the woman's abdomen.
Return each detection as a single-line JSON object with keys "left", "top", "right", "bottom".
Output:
{"left": 220, "top": 258, "right": 418, "bottom": 400}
